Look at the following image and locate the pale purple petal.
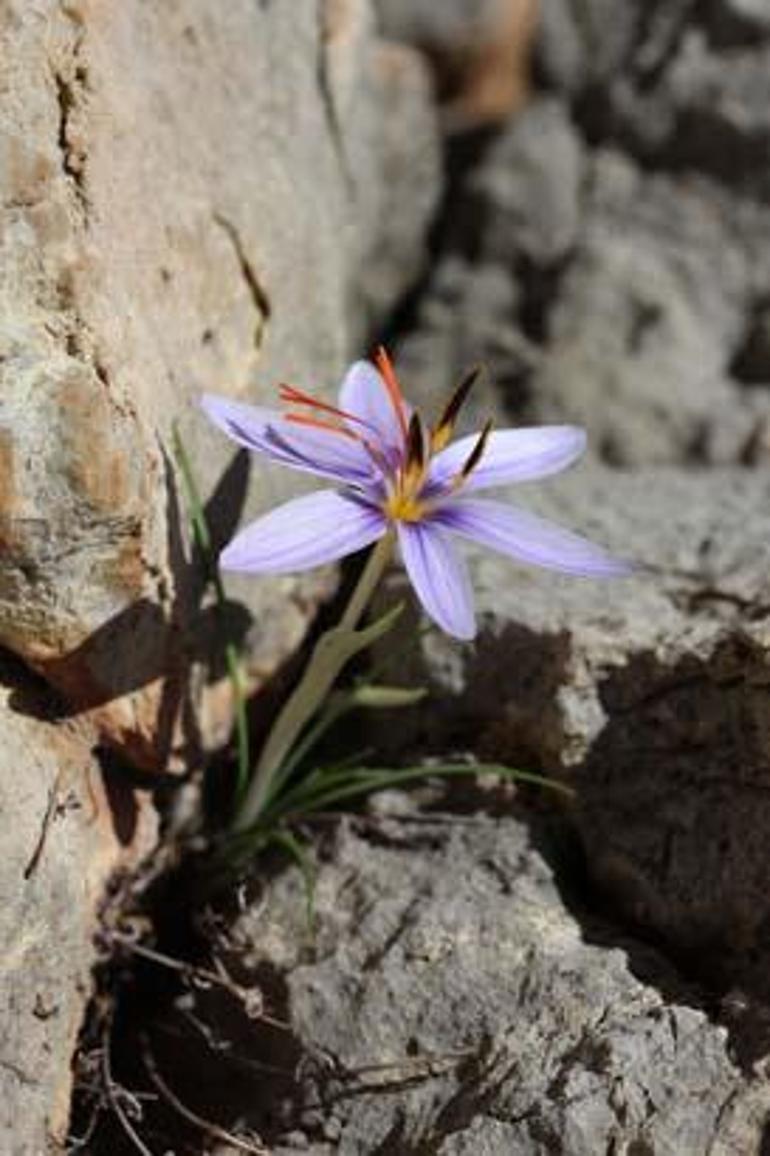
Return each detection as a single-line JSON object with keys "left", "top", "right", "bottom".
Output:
{"left": 220, "top": 490, "right": 386, "bottom": 573}
{"left": 338, "top": 360, "right": 408, "bottom": 454}
{"left": 200, "top": 393, "right": 373, "bottom": 485}
{"left": 200, "top": 394, "right": 284, "bottom": 454}
{"left": 397, "top": 521, "right": 476, "bottom": 640}
{"left": 427, "top": 426, "right": 587, "bottom": 495}
{"left": 268, "top": 420, "right": 374, "bottom": 483}
{"left": 433, "top": 498, "right": 634, "bottom": 577}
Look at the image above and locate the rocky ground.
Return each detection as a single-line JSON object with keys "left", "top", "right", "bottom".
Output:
{"left": 4, "top": 0, "right": 770, "bottom": 1152}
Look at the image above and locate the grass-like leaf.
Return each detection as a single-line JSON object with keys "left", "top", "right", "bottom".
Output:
{"left": 235, "top": 600, "right": 406, "bottom": 828}
{"left": 215, "top": 760, "right": 573, "bottom": 890}
{"left": 268, "top": 762, "right": 574, "bottom": 822}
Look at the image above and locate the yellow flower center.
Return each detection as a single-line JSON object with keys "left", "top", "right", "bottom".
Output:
{"left": 384, "top": 491, "right": 427, "bottom": 523}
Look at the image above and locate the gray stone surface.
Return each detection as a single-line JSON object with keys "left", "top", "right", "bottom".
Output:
{"left": 231, "top": 805, "right": 770, "bottom": 1154}
{"left": 538, "top": 0, "right": 770, "bottom": 198}
{"left": 536, "top": 0, "right": 644, "bottom": 93}
{"left": 606, "top": 32, "right": 770, "bottom": 189}
{"left": 350, "top": 39, "right": 440, "bottom": 341}
{"left": 708, "top": 0, "right": 770, "bottom": 40}
{"left": 467, "top": 97, "right": 584, "bottom": 267}
{"left": 393, "top": 257, "right": 530, "bottom": 426}
{"left": 0, "top": 0, "right": 440, "bottom": 771}
{"left": 375, "top": 0, "right": 510, "bottom": 52}
{"left": 530, "top": 156, "right": 770, "bottom": 465}
{"left": 396, "top": 110, "right": 770, "bottom": 465}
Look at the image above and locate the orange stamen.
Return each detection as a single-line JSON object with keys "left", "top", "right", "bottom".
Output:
{"left": 279, "top": 384, "right": 363, "bottom": 427}
{"left": 284, "top": 412, "right": 359, "bottom": 440}
{"left": 375, "top": 346, "right": 409, "bottom": 440}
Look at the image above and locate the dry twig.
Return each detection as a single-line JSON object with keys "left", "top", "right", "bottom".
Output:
{"left": 101, "top": 1018, "right": 157, "bottom": 1156}
{"left": 141, "top": 1032, "right": 268, "bottom": 1155}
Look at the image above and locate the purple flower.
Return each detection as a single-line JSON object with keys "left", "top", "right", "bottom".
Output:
{"left": 200, "top": 350, "right": 632, "bottom": 640}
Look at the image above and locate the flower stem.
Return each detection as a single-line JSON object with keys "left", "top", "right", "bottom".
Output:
{"left": 232, "top": 533, "right": 394, "bottom": 832}
{"left": 338, "top": 532, "right": 394, "bottom": 632}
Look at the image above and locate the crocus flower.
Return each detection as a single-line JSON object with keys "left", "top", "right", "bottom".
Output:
{"left": 201, "top": 350, "right": 631, "bottom": 640}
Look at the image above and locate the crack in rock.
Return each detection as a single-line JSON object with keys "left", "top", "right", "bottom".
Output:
{"left": 212, "top": 212, "right": 272, "bottom": 349}
{"left": 52, "top": 14, "right": 89, "bottom": 217}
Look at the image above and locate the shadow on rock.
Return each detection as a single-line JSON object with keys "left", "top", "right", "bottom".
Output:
{"left": 9, "top": 447, "right": 253, "bottom": 772}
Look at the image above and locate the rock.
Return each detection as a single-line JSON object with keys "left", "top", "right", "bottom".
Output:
{"left": 537, "top": 1, "right": 770, "bottom": 200}
{"left": 536, "top": 0, "right": 770, "bottom": 200}
{"left": 0, "top": 656, "right": 156, "bottom": 1153}
{"left": 376, "top": 0, "right": 513, "bottom": 49}
{"left": 732, "top": 301, "right": 770, "bottom": 385}
{"left": 400, "top": 115, "right": 770, "bottom": 465}
{"left": 530, "top": 155, "right": 766, "bottom": 466}
{"left": 376, "top": 465, "right": 770, "bottom": 1010}
{"left": 606, "top": 31, "right": 770, "bottom": 193}
{"left": 467, "top": 98, "right": 584, "bottom": 267}
{"left": 707, "top": 0, "right": 770, "bottom": 43}
{"left": 350, "top": 40, "right": 441, "bottom": 341}
{"left": 228, "top": 806, "right": 770, "bottom": 1153}
{"left": 536, "top": 0, "right": 644, "bottom": 94}
{"left": 0, "top": 0, "right": 441, "bottom": 770}
{"left": 374, "top": 0, "right": 538, "bottom": 126}
{"left": 393, "top": 257, "right": 531, "bottom": 424}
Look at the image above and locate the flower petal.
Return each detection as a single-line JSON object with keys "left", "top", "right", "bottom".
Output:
{"left": 200, "top": 394, "right": 284, "bottom": 453}
{"left": 397, "top": 521, "right": 476, "bottom": 640}
{"left": 200, "top": 393, "right": 373, "bottom": 485}
{"left": 220, "top": 490, "right": 386, "bottom": 573}
{"left": 268, "top": 421, "right": 374, "bottom": 484}
{"left": 433, "top": 498, "right": 634, "bottom": 577}
{"left": 338, "top": 360, "right": 408, "bottom": 454}
{"left": 427, "top": 426, "right": 587, "bottom": 495}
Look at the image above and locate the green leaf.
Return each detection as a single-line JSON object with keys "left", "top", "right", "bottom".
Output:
{"left": 261, "top": 694, "right": 350, "bottom": 808}
{"left": 348, "top": 684, "right": 427, "bottom": 709}
{"left": 269, "top": 762, "right": 575, "bottom": 823}
{"left": 236, "top": 602, "right": 406, "bottom": 828}
{"left": 264, "top": 680, "right": 425, "bottom": 811}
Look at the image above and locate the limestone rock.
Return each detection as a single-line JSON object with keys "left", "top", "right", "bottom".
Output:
{"left": 0, "top": 0, "right": 440, "bottom": 770}
{"left": 0, "top": 657, "right": 156, "bottom": 1154}
{"left": 536, "top": 0, "right": 644, "bottom": 94}
{"left": 467, "top": 98, "right": 584, "bottom": 267}
{"left": 228, "top": 807, "right": 770, "bottom": 1153}
{"left": 395, "top": 102, "right": 770, "bottom": 465}
{"left": 530, "top": 156, "right": 768, "bottom": 466}
{"left": 350, "top": 39, "right": 441, "bottom": 341}
{"left": 707, "top": 0, "right": 770, "bottom": 42}
{"left": 0, "top": 4, "right": 441, "bottom": 1149}
{"left": 607, "top": 32, "right": 770, "bottom": 193}
{"left": 537, "top": 0, "right": 770, "bottom": 199}
{"left": 393, "top": 257, "right": 529, "bottom": 425}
